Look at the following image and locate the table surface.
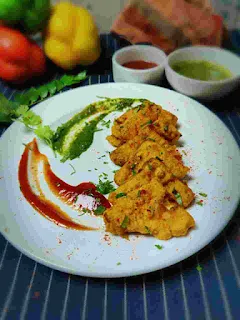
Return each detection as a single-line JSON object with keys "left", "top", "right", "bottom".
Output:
{"left": 0, "top": 34, "right": 239, "bottom": 320}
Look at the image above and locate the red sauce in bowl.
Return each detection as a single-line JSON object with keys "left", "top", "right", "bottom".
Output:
{"left": 122, "top": 60, "right": 158, "bottom": 70}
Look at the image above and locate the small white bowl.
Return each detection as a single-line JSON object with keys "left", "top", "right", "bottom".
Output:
{"left": 165, "top": 46, "right": 240, "bottom": 100}
{"left": 112, "top": 45, "right": 167, "bottom": 85}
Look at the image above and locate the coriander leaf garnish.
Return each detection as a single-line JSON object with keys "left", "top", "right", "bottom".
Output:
{"left": 117, "top": 262, "right": 121, "bottom": 266}
{"left": 146, "top": 137, "right": 155, "bottom": 142}
{"left": 69, "top": 164, "right": 76, "bottom": 175}
{"left": 121, "top": 216, "right": 129, "bottom": 229}
{"left": 156, "top": 156, "right": 163, "bottom": 161}
{"left": 196, "top": 264, "right": 203, "bottom": 272}
{"left": 94, "top": 205, "right": 106, "bottom": 215}
{"left": 101, "top": 119, "right": 111, "bottom": 128}
{"left": 155, "top": 244, "right": 163, "bottom": 250}
{"left": 34, "top": 125, "right": 54, "bottom": 148}
{"left": 140, "top": 120, "right": 153, "bottom": 127}
{"left": 172, "top": 189, "right": 183, "bottom": 206}
{"left": 14, "top": 71, "right": 87, "bottom": 107}
{"left": 96, "top": 178, "right": 116, "bottom": 194}
{"left": 145, "top": 226, "right": 151, "bottom": 234}
{"left": 164, "top": 125, "right": 169, "bottom": 132}
{"left": 199, "top": 192, "right": 207, "bottom": 197}
{"left": 116, "top": 192, "right": 127, "bottom": 199}
{"left": 137, "top": 190, "right": 141, "bottom": 197}
{"left": 148, "top": 164, "right": 153, "bottom": 171}
{"left": 131, "top": 163, "right": 137, "bottom": 175}
{"left": 196, "top": 201, "right": 203, "bottom": 206}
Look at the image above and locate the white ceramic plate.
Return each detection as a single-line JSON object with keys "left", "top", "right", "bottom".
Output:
{"left": 0, "top": 83, "right": 239, "bottom": 278}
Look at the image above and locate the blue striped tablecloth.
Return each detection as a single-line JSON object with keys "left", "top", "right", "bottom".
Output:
{"left": 0, "top": 34, "right": 239, "bottom": 320}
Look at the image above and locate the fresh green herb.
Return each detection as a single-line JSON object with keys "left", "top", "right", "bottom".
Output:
{"left": 121, "top": 216, "right": 129, "bottom": 228}
{"left": 182, "top": 150, "right": 187, "bottom": 156}
{"left": 69, "top": 164, "right": 76, "bottom": 175}
{"left": 14, "top": 71, "right": 87, "bottom": 107}
{"left": 134, "top": 106, "right": 141, "bottom": 113}
{"left": 199, "top": 192, "right": 207, "bottom": 197}
{"left": 145, "top": 226, "right": 151, "bottom": 234}
{"left": 141, "top": 120, "right": 153, "bottom": 128}
{"left": 116, "top": 192, "right": 127, "bottom": 199}
{"left": 88, "top": 170, "right": 91, "bottom": 172}
{"left": 147, "top": 137, "right": 155, "bottom": 142}
{"left": 94, "top": 205, "right": 106, "bottom": 215}
{"left": 113, "top": 170, "right": 118, "bottom": 174}
{"left": 164, "top": 125, "right": 169, "bottom": 132}
{"left": 196, "top": 264, "right": 203, "bottom": 272}
{"left": 34, "top": 125, "right": 55, "bottom": 148}
{"left": 103, "top": 162, "right": 108, "bottom": 164}
{"left": 156, "top": 156, "right": 163, "bottom": 161}
{"left": 96, "top": 178, "right": 116, "bottom": 194}
{"left": 196, "top": 201, "right": 203, "bottom": 206}
{"left": 172, "top": 189, "right": 183, "bottom": 206}
{"left": 137, "top": 190, "right": 141, "bottom": 197}
{"left": 155, "top": 244, "right": 163, "bottom": 250}
{"left": 94, "top": 168, "right": 98, "bottom": 171}
{"left": 117, "top": 262, "right": 121, "bottom": 266}
{"left": 131, "top": 163, "right": 137, "bottom": 175}
{"left": 82, "top": 208, "right": 90, "bottom": 213}
{"left": 148, "top": 164, "right": 153, "bottom": 171}
{"left": 101, "top": 119, "right": 111, "bottom": 128}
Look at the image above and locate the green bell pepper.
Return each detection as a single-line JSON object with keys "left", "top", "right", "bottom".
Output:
{"left": 0, "top": 0, "right": 50, "bottom": 33}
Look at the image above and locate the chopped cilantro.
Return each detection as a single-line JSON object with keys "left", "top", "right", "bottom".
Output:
{"left": 199, "top": 192, "right": 207, "bottom": 197}
{"left": 116, "top": 192, "right": 127, "bottom": 199}
{"left": 101, "top": 119, "right": 111, "bottom": 128}
{"left": 88, "top": 169, "right": 91, "bottom": 172}
{"left": 82, "top": 208, "right": 90, "bottom": 213}
{"left": 196, "top": 201, "right": 203, "bottom": 206}
{"left": 196, "top": 264, "right": 203, "bottom": 272}
{"left": 94, "top": 205, "right": 106, "bottom": 215}
{"left": 69, "top": 163, "right": 76, "bottom": 175}
{"left": 155, "top": 244, "right": 163, "bottom": 250}
{"left": 172, "top": 189, "right": 183, "bottom": 206}
{"left": 103, "top": 162, "right": 108, "bottom": 164}
{"left": 137, "top": 190, "right": 141, "bottom": 197}
{"left": 141, "top": 120, "right": 153, "bottom": 127}
{"left": 145, "top": 226, "right": 151, "bottom": 234}
{"left": 113, "top": 170, "right": 118, "bottom": 174}
{"left": 96, "top": 178, "right": 116, "bottom": 194}
{"left": 164, "top": 125, "right": 169, "bottom": 132}
{"left": 147, "top": 137, "right": 156, "bottom": 142}
{"left": 117, "top": 262, "right": 121, "bottom": 266}
{"left": 156, "top": 156, "right": 163, "bottom": 161}
{"left": 148, "top": 164, "right": 153, "bottom": 171}
{"left": 121, "top": 216, "right": 129, "bottom": 228}
{"left": 131, "top": 163, "right": 137, "bottom": 175}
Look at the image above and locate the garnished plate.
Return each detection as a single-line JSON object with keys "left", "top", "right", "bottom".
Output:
{"left": 0, "top": 83, "right": 239, "bottom": 278}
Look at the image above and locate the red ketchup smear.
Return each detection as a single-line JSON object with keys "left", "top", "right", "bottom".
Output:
{"left": 18, "top": 139, "right": 111, "bottom": 231}
{"left": 122, "top": 60, "right": 158, "bottom": 70}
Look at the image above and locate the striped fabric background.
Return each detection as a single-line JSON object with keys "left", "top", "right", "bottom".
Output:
{"left": 0, "top": 34, "right": 239, "bottom": 320}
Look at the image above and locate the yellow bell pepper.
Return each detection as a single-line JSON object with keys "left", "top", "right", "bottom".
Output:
{"left": 44, "top": 2, "right": 101, "bottom": 70}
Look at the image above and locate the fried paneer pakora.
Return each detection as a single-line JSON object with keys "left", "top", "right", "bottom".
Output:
{"left": 104, "top": 99, "right": 195, "bottom": 241}
{"left": 106, "top": 100, "right": 181, "bottom": 148}
{"left": 104, "top": 180, "right": 195, "bottom": 240}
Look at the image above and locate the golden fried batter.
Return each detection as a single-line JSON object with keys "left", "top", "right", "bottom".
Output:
{"left": 104, "top": 180, "right": 195, "bottom": 240}
{"left": 114, "top": 141, "right": 189, "bottom": 185}
{"left": 107, "top": 101, "right": 181, "bottom": 147}
{"left": 104, "top": 99, "right": 195, "bottom": 241}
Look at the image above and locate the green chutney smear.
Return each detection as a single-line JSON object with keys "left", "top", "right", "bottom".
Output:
{"left": 52, "top": 98, "right": 146, "bottom": 162}
{"left": 171, "top": 60, "right": 232, "bottom": 81}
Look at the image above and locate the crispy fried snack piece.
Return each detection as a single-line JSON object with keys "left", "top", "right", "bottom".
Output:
{"left": 109, "top": 159, "right": 194, "bottom": 208}
{"left": 107, "top": 101, "right": 180, "bottom": 147}
{"left": 109, "top": 127, "right": 168, "bottom": 166}
{"left": 114, "top": 141, "right": 189, "bottom": 185}
{"left": 104, "top": 180, "right": 195, "bottom": 240}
